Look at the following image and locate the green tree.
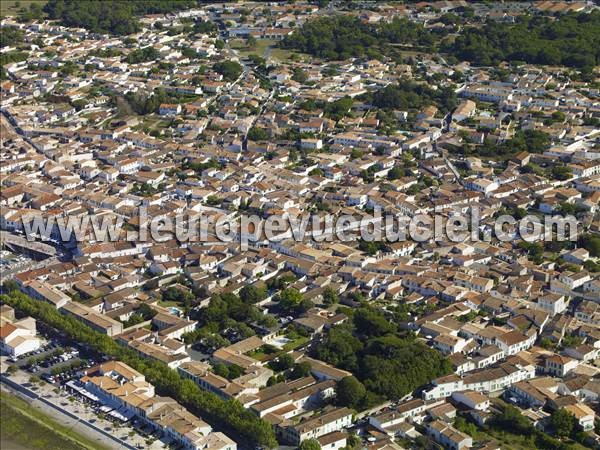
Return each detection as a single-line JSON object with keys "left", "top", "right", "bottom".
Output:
{"left": 194, "top": 19, "right": 217, "bottom": 34}
{"left": 370, "top": 82, "right": 457, "bottom": 113}
{"left": 282, "top": 15, "right": 434, "bottom": 61}
{"left": 578, "top": 233, "right": 600, "bottom": 257}
{"left": 270, "top": 353, "right": 295, "bottom": 372}
{"left": 314, "top": 326, "right": 362, "bottom": 371}
{"left": 584, "top": 260, "right": 600, "bottom": 273}
{"left": 454, "top": 416, "right": 478, "bottom": 437}
{"left": 292, "top": 68, "right": 308, "bottom": 83}
{"left": 323, "top": 287, "right": 339, "bottom": 306}
{"left": 350, "top": 149, "right": 363, "bottom": 160}
{"left": 278, "top": 288, "right": 311, "bottom": 314}
{"left": 551, "top": 165, "right": 572, "bottom": 181}
{"left": 299, "top": 438, "right": 321, "bottom": 450}
{"left": 493, "top": 404, "right": 532, "bottom": 435}
{"left": 336, "top": 376, "right": 366, "bottom": 409}
{"left": 126, "top": 47, "right": 160, "bottom": 63}
{"left": 551, "top": 111, "right": 566, "bottom": 122}
{"left": 290, "top": 361, "right": 312, "bottom": 379}
{"left": 2, "top": 280, "right": 19, "bottom": 293}
{"left": 137, "top": 303, "right": 157, "bottom": 320}
{"left": 247, "top": 127, "right": 268, "bottom": 141}
{"left": 388, "top": 166, "right": 406, "bottom": 180}
{"left": 0, "top": 26, "right": 24, "bottom": 48}
{"left": 353, "top": 308, "right": 395, "bottom": 337}
{"left": 213, "top": 61, "right": 242, "bottom": 81}
{"left": 315, "top": 308, "right": 451, "bottom": 402}
{"left": 324, "top": 96, "right": 353, "bottom": 120}
{"left": 551, "top": 408, "right": 575, "bottom": 438}
{"left": 163, "top": 286, "right": 194, "bottom": 306}
{"left": 447, "top": 12, "right": 600, "bottom": 69}
{"left": 346, "top": 434, "right": 361, "bottom": 450}
{"left": 239, "top": 285, "right": 267, "bottom": 304}
{"left": 44, "top": 0, "right": 196, "bottom": 35}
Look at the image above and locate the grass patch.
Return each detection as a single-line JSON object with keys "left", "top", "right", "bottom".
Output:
{"left": 232, "top": 39, "right": 271, "bottom": 57}
{"left": 1, "top": 391, "right": 108, "bottom": 450}
{"left": 247, "top": 347, "right": 272, "bottom": 362}
{"left": 282, "top": 335, "right": 309, "bottom": 351}
{"left": 157, "top": 300, "right": 181, "bottom": 308}
{"left": 0, "top": 0, "right": 46, "bottom": 16}
{"left": 248, "top": 335, "right": 309, "bottom": 362}
{"left": 465, "top": 425, "right": 535, "bottom": 450}
{"left": 467, "top": 425, "right": 589, "bottom": 450}
{"left": 132, "top": 117, "right": 173, "bottom": 134}
{"left": 269, "top": 47, "right": 297, "bottom": 62}
{"left": 246, "top": 39, "right": 272, "bottom": 56}
{"left": 230, "top": 38, "right": 297, "bottom": 61}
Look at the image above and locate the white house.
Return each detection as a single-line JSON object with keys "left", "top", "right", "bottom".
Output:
{"left": 559, "top": 271, "right": 591, "bottom": 290}
{"left": 537, "top": 293, "right": 566, "bottom": 316}
{"left": 282, "top": 407, "right": 353, "bottom": 445}
{"left": 562, "top": 248, "right": 589, "bottom": 265}
{"left": 545, "top": 355, "right": 579, "bottom": 377}
{"left": 451, "top": 391, "right": 490, "bottom": 411}
{"left": 464, "top": 178, "right": 498, "bottom": 196}
{"left": 564, "top": 403, "right": 595, "bottom": 432}
{"left": 427, "top": 420, "right": 472, "bottom": 450}
{"left": 159, "top": 103, "right": 182, "bottom": 116}
{"left": 0, "top": 317, "right": 41, "bottom": 357}
{"left": 495, "top": 330, "right": 536, "bottom": 356}
{"left": 301, "top": 138, "right": 323, "bottom": 150}
{"left": 433, "top": 334, "right": 473, "bottom": 355}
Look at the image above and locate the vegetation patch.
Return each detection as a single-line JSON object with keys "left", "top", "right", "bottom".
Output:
{"left": 1, "top": 391, "right": 107, "bottom": 450}
{"left": 314, "top": 306, "right": 452, "bottom": 408}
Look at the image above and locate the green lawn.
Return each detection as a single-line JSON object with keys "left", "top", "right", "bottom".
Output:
{"left": 283, "top": 335, "right": 309, "bottom": 351}
{"left": 247, "top": 346, "right": 273, "bottom": 362}
{"left": 158, "top": 299, "right": 182, "bottom": 308}
{"left": 0, "top": 391, "right": 107, "bottom": 450}
{"left": 248, "top": 335, "right": 309, "bottom": 362}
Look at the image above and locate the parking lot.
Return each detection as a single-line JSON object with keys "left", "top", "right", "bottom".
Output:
{"left": 0, "top": 250, "right": 34, "bottom": 272}
{"left": 12, "top": 336, "right": 103, "bottom": 385}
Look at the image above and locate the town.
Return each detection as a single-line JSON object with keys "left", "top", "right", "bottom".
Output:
{"left": 0, "top": 1, "right": 600, "bottom": 450}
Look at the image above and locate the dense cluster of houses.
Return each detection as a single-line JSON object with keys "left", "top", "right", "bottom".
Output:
{"left": 73, "top": 360, "right": 237, "bottom": 450}
{"left": 1, "top": 1, "right": 600, "bottom": 450}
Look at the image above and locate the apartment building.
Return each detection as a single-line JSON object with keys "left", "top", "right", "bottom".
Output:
{"left": 281, "top": 407, "right": 353, "bottom": 445}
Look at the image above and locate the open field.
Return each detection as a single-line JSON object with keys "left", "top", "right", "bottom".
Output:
{"left": 0, "top": 391, "right": 107, "bottom": 450}
{"left": 0, "top": 0, "right": 46, "bottom": 17}
{"left": 230, "top": 38, "right": 271, "bottom": 56}
{"left": 230, "top": 38, "right": 297, "bottom": 61}
{"left": 269, "top": 46, "right": 297, "bottom": 62}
